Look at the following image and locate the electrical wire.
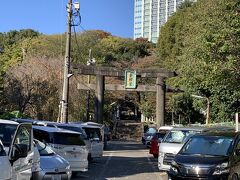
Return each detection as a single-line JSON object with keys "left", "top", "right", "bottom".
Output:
{"left": 71, "top": 15, "right": 90, "bottom": 65}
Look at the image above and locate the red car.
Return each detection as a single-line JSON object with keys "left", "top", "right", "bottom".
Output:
{"left": 149, "top": 129, "right": 170, "bottom": 158}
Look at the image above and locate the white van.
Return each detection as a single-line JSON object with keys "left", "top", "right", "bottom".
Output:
{"left": 33, "top": 126, "right": 89, "bottom": 172}
{"left": 74, "top": 122, "right": 104, "bottom": 158}
{"left": 53, "top": 123, "right": 92, "bottom": 160}
{"left": 0, "top": 120, "right": 34, "bottom": 180}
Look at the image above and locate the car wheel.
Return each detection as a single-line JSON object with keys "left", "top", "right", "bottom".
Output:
{"left": 232, "top": 174, "right": 239, "bottom": 180}
{"left": 153, "top": 154, "right": 158, "bottom": 158}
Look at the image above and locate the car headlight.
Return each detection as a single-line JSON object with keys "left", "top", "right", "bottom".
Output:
{"left": 66, "top": 165, "right": 72, "bottom": 176}
{"left": 170, "top": 161, "right": 179, "bottom": 174}
{"left": 170, "top": 166, "right": 179, "bottom": 174}
{"left": 213, "top": 162, "right": 229, "bottom": 175}
{"left": 171, "top": 160, "right": 178, "bottom": 166}
{"left": 159, "top": 152, "right": 164, "bottom": 157}
{"left": 66, "top": 165, "right": 71, "bottom": 170}
{"left": 147, "top": 136, "right": 152, "bottom": 140}
{"left": 32, "top": 162, "right": 42, "bottom": 172}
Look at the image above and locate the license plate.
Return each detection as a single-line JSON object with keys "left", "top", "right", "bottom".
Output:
{"left": 67, "top": 152, "right": 79, "bottom": 158}
{"left": 51, "top": 175, "right": 61, "bottom": 180}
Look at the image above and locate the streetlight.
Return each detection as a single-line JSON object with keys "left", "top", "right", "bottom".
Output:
{"left": 86, "top": 49, "right": 95, "bottom": 121}
{"left": 191, "top": 95, "right": 210, "bottom": 125}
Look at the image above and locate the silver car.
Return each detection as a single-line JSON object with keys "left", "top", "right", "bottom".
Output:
{"left": 158, "top": 126, "right": 235, "bottom": 171}
{"left": 158, "top": 127, "right": 205, "bottom": 171}
{"left": 34, "top": 140, "right": 72, "bottom": 180}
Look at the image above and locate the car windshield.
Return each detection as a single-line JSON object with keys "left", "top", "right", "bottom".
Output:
{"left": 180, "top": 136, "right": 234, "bottom": 156}
{"left": 35, "top": 140, "right": 55, "bottom": 156}
{"left": 0, "top": 124, "right": 18, "bottom": 147}
{"left": 83, "top": 127, "right": 102, "bottom": 141}
{"left": 163, "top": 130, "right": 200, "bottom": 143}
{"left": 146, "top": 127, "right": 157, "bottom": 134}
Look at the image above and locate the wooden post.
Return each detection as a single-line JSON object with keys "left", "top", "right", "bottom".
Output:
{"left": 94, "top": 75, "right": 104, "bottom": 124}
{"left": 156, "top": 77, "right": 165, "bottom": 129}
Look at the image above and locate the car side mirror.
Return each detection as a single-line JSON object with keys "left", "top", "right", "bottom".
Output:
{"left": 236, "top": 149, "right": 240, "bottom": 156}
{"left": 10, "top": 144, "right": 28, "bottom": 162}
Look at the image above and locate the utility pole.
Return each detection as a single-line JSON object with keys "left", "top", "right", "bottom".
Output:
{"left": 60, "top": 0, "right": 72, "bottom": 124}
{"left": 86, "top": 49, "right": 92, "bottom": 121}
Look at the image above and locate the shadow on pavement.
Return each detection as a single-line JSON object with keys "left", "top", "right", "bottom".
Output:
{"left": 104, "top": 140, "right": 147, "bottom": 151}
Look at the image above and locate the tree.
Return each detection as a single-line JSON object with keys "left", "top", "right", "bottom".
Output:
{"left": 3, "top": 57, "right": 61, "bottom": 120}
{"left": 157, "top": 0, "right": 240, "bottom": 122}
{"left": 169, "top": 93, "right": 204, "bottom": 125}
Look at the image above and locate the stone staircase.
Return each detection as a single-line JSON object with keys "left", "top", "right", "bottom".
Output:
{"left": 114, "top": 120, "right": 143, "bottom": 141}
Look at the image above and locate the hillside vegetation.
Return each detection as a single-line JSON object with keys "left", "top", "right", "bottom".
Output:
{"left": 0, "top": 30, "right": 153, "bottom": 121}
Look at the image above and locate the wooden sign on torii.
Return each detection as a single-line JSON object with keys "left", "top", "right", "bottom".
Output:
{"left": 72, "top": 64, "right": 177, "bottom": 129}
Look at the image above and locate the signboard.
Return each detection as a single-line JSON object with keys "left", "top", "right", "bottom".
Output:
{"left": 124, "top": 70, "right": 137, "bottom": 89}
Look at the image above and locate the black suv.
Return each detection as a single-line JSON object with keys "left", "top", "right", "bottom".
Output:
{"left": 168, "top": 131, "right": 240, "bottom": 180}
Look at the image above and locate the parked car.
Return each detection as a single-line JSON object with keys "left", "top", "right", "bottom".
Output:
{"left": 12, "top": 118, "right": 51, "bottom": 127}
{"left": 0, "top": 120, "right": 35, "bottom": 179}
{"left": 158, "top": 126, "right": 235, "bottom": 171}
{"left": 169, "top": 131, "right": 240, "bottom": 179}
{"left": 73, "top": 122, "right": 104, "bottom": 158}
{"left": 0, "top": 139, "right": 12, "bottom": 179}
{"left": 53, "top": 123, "right": 92, "bottom": 160}
{"left": 149, "top": 126, "right": 173, "bottom": 158}
{"left": 142, "top": 127, "right": 157, "bottom": 148}
{"left": 33, "top": 126, "right": 89, "bottom": 172}
{"left": 34, "top": 139, "right": 72, "bottom": 180}
{"left": 158, "top": 126, "right": 208, "bottom": 171}
{"left": 26, "top": 120, "right": 104, "bottom": 160}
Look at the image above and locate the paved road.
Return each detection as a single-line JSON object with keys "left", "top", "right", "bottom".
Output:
{"left": 72, "top": 141, "right": 168, "bottom": 180}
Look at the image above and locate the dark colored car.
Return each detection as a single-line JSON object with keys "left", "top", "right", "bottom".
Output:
{"left": 142, "top": 127, "right": 157, "bottom": 147}
{"left": 149, "top": 130, "right": 170, "bottom": 158}
{"left": 168, "top": 131, "right": 240, "bottom": 180}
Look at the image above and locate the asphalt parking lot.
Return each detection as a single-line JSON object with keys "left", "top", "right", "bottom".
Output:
{"left": 72, "top": 141, "right": 168, "bottom": 180}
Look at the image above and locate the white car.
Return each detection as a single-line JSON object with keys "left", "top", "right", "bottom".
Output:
{"left": 33, "top": 126, "right": 89, "bottom": 172}
{"left": 53, "top": 123, "right": 92, "bottom": 160}
{"left": 0, "top": 119, "right": 35, "bottom": 179}
{"left": 74, "top": 122, "right": 104, "bottom": 158}
{"left": 34, "top": 139, "right": 72, "bottom": 179}
{"left": 0, "top": 140, "right": 11, "bottom": 179}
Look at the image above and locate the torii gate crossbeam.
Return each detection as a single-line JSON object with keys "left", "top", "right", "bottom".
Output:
{"left": 72, "top": 64, "right": 177, "bottom": 129}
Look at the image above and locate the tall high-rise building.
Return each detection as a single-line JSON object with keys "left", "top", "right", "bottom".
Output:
{"left": 134, "top": 0, "right": 185, "bottom": 43}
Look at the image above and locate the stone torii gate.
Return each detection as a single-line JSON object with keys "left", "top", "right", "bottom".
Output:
{"left": 72, "top": 65, "right": 177, "bottom": 129}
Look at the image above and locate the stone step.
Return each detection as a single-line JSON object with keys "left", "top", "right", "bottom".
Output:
{"left": 115, "top": 121, "right": 143, "bottom": 141}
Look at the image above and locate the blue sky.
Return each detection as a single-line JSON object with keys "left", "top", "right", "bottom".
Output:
{"left": 0, "top": 0, "right": 134, "bottom": 38}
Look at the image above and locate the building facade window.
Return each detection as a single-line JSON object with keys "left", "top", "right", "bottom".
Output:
{"left": 134, "top": 0, "right": 194, "bottom": 43}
